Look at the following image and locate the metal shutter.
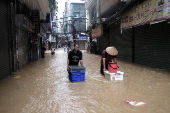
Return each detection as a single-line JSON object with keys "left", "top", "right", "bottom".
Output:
{"left": 17, "top": 30, "right": 29, "bottom": 68}
{"left": 0, "top": 0, "right": 11, "bottom": 79}
{"left": 97, "top": 26, "right": 110, "bottom": 54}
{"left": 112, "top": 25, "right": 133, "bottom": 62}
{"left": 77, "top": 41, "right": 85, "bottom": 50}
{"left": 134, "top": 21, "right": 170, "bottom": 70}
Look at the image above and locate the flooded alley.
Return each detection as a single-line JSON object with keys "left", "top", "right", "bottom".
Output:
{"left": 0, "top": 48, "right": 170, "bottom": 113}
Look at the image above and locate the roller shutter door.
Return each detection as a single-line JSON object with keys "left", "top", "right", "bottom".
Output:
{"left": 77, "top": 41, "right": 85, "bottom": 50}
{"left": 0, "top": 0, "right": 11, "bottom": 79}
{"left": 112, "top": 26, "right": 133, "bottom": 62}
{"left": 17, "top": 30, "right": 29, "bottom": 68}
{"left": 134, "top": 21, "right": 170, "bottom": 70}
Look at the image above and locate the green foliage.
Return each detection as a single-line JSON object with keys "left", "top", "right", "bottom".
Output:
{"left": 167, "top": 18, "right": 170, "bottom": 24}
{"left": 62, "top": 24, "right": 68, "bottom": 33}
{"left": 87, "top": 25, "right": 92, "bottom": 31}
{"left": 49, "top": 0, "right": 57, "bottom": 12}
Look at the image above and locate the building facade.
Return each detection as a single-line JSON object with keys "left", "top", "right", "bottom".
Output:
{"left": 0, "top": 0, "right": 58, "bottom": 79}
{"left": 68, "top": 1, "right": 87, "bottom": 50}
{"left": 86, "top": 0, "right": 170, "bottom": 70}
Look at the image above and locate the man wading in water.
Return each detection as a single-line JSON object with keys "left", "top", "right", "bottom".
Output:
{"left": 67, "top": 44, "right": 83, "bottom": 71}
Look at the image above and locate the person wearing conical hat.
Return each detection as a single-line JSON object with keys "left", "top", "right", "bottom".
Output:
{"left": 100, "top": 46, "right": 118, "bottom": 75}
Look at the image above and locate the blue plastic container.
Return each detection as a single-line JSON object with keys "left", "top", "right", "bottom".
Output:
{"left": 69, "top": 72, "right": 85, "bottom": 83}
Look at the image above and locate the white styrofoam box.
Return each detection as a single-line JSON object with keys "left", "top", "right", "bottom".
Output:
{"left": 115, "top": 74, "right": 123, "bottom": 80}
{"left": 104, "top": 71, "right": 124, "bottom": 81}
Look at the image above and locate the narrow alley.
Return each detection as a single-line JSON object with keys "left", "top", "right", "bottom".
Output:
{"left": 0, "top": 48, "right": 170, "bottom": 113}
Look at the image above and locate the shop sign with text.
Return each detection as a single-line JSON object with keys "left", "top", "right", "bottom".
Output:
{"left": 121, "top": 0, "right": 170, "bottom": 30}
{"left": 92, "top": 24, "right": 103, "bottom": 38}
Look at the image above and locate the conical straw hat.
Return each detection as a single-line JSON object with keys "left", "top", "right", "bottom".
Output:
{"left": 106, "top": 47, "right": 118, "bottom": 56}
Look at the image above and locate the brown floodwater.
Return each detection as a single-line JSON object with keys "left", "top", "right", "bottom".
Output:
{"left": 0, "top": 48, "right": 170, "bottom": 113}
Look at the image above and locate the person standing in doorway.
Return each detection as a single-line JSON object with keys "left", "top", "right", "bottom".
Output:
{"left": 100, "top": 46, "right": 118, "bottom": 75}
{"left": 67, "top": 44, "right": 83, "bottom": 71}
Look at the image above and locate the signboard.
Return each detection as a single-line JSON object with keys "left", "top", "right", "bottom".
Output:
{"left": 92, "top": 24, "right": 103, "bottom": 38}
{"left": 29, "top": 22, "right": 34, "bottom": 30}
{"left": 121, "top": 0, "right": 170, "bottom": 30}
{"left": 100, "top": 0, "right": 118, "bottom": 15}
{"left": 40, "top": 24, "right": 46, "bottom": 37}
{"left": 30, "top": 10, "right": 40, "bottom": 33}
{"left": 23, "top": 16, "right": 29, "bottom": 28}
{"left": 76, "top": 36, "right": 87, "bottom": 40}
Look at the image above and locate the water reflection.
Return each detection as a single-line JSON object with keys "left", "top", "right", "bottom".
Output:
{"left": 0, "top": 48, "right": 170, "bottom": 113}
